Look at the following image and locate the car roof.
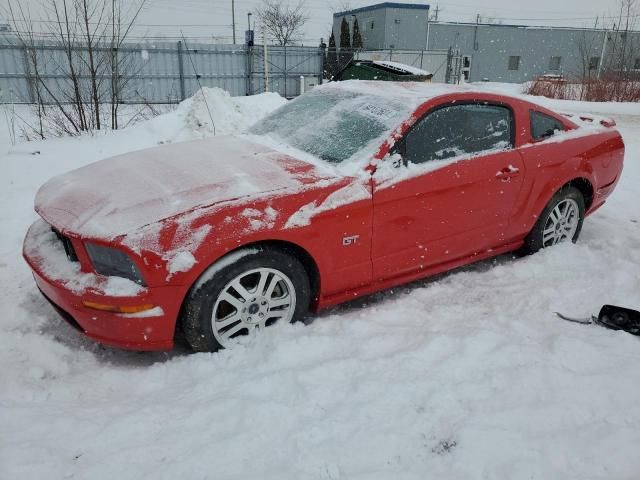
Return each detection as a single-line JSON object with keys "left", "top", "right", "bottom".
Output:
{"left": 317, "top": 80, "right": 517, "bottom": 104}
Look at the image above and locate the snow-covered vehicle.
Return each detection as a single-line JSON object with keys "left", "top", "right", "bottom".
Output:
{"left": 23, "top": 81, "right": 624, "bottom": 352}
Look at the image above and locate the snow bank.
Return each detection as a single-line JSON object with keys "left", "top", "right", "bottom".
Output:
{"left": 145, "top": 87, "right": 287, "bottom": 142}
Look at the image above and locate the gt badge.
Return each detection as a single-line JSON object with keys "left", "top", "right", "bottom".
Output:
{"left": 342, "top": 235, "right": 360, "bottom": 246}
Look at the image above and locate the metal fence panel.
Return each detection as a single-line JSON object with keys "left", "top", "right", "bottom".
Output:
{"left": 0, "top": 35, "right": 457, "bottom": 104}
{"left": 250, "top": 45, "right": 323, "bottom": 98}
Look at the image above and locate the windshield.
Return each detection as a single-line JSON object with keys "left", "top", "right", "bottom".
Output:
{"left": 249, "top": 88, "right": 410, "bottom": 163}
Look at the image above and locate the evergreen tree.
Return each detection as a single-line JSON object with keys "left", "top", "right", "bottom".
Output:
{"left": 339, "top": 17, "right": 352, "bottom": 68}
{"left": 352, "top": 18, "right": 363, "bottom": 49}
{"left": 326, "top": 30, "right": 338, "bottom": 79}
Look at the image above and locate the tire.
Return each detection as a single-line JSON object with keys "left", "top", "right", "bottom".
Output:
{"left": 521, "top": 186, "right": 585, "bottom": 255}
{"left": 181, "top": 247, "right": 311, "bottom": 352}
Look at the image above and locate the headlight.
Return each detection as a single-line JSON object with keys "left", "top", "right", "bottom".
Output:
{"left": 84, "top": 243, "right": 145, "bottom": 286}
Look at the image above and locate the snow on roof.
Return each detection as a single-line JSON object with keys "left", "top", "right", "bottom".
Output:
{"left": 320, "top": 79, "right": 506, "bottom": 104}
{"left": 372, "top": 60, "right": 432, "bottom": 76}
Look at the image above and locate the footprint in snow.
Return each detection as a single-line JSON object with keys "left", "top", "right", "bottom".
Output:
{"left": 432, "top": 439, "right": 457, "bottom": 456}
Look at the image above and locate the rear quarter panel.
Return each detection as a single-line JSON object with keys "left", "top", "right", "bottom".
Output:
{"left": 511, "top": 128, "right": 624, "bottom": 239}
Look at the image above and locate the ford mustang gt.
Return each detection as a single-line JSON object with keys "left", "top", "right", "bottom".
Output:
{"left": 23, "top": 81, "right": 625, "bottom": 352}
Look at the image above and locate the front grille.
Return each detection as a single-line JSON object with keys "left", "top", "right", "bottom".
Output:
{"left": 51, "top": 228, "right": 79, "bottom": 262}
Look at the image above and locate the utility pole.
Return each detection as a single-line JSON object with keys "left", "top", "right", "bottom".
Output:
{"left": 426, "top": 4, "right": 438, "bottom": 51}
{"left": 263, "top": 24, "right": 269, "bottom": 92}
{"left": 598, "top": 29, "right": 608, "bottom": 79}
{"left": 232, "top": 0, "right": 236, "bottom": 43}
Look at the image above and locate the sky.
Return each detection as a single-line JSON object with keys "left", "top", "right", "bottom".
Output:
{"left": 0, "top": 0, "right": 633, "bottom": 46}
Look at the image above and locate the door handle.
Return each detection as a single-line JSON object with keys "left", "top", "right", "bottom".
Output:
{"left": 496, "top": 165, "right": 520, "bottom": 181}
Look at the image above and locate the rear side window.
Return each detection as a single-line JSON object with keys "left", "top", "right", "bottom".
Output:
{"left": 402, "top": 103, "right": 513, "bottom": 165}
{"left": 530, "top": 111, "right": 565, "bottom": 140}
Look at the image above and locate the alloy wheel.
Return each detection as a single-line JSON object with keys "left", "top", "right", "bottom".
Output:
{"left": 211, "top": 267, "right": 296, "bottom": 347}
{"left": 542, "top": 198, "right": 580, "bottom": 247}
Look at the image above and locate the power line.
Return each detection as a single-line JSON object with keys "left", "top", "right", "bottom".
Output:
{"left": 5, "top": 18, "right": 233, "bottom": 27}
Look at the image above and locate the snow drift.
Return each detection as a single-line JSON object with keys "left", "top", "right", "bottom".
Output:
{"left": 1, "top": 84, "right": 640, "bottom": 480}
{"left": 145, "top": 87, "right": 287, "bottom": 142}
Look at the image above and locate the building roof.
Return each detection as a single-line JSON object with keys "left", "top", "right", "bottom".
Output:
{"left": 430, "top": 20, "right": 640, "bottom": 34}
{"left": 334, "top": 2, "right": 430, "bottom": 18}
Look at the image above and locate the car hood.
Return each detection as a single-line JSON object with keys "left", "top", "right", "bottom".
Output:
{"left": 35, "top": 135, "right": 335, "bottom": 239}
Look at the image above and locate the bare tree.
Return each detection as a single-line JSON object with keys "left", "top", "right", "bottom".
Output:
{"left": 574, "top": 29, "right": 601, "bottom": 100}
{"left": 3, "top": 0, "right": 146, "bottom": 137}
{"left": 530, "top": 2, "right": 639, "bottom": 103}
{"left": 108, "top": 0, "right": 146, "bottom": 129}
{"left": 257, "top": 0, "right": 308, "bottom": 46}
{"left": 602, "top": 0, "right": 639, "bottom": 101}
{"left": 328, "top": 0, "right": 351, "bottom": 14}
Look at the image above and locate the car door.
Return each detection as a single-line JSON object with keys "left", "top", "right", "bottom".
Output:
{"left": 371, "top": 101, "right": 525, "bottom": 281}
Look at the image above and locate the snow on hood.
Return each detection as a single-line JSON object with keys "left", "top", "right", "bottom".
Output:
{"left": 35, "top": 135, "right": 334, "bottom": 239}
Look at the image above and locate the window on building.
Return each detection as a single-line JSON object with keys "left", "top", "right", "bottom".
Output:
{"left": 530, "top": 111, "right": 566, "bottom": 141}
{"left": 370, "top": 20, "right": 375, "bottom": 30}
{"left": 508, "top": 56, "right": 521, "bottom": 71}
{"left": 402, "top": 103, "right": 513, "bottom": 165}
{"left": 589, "top": 57, "right": 600, "bottom": 70}
{"left": 634, "top": 58, "right": 640, "bottom": 70}
{"left": 549, "top": 56, "right": 562, "bottom": 70}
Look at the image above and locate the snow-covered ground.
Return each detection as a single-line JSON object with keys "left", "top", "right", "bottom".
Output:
{"left": 1, "top": 85, "right": 639, "bottom": 479}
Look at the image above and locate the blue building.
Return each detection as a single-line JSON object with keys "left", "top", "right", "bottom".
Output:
{"left": 333, "top": 3, "right": 640, "bottom": 83}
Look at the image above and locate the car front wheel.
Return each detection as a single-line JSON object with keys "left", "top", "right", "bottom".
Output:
{"left": 181, "top": 248, "right": 311, "bottom": 352}
{"left": 522, "top": 186, "right": 585, "bottom": 254}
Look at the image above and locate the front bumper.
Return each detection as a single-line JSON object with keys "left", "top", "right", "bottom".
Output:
{"left": 23, "top": 219, "right": 183, "bottom": 351}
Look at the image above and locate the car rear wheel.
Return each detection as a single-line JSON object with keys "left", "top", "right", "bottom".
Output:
{"left": 522, "top": 186, "right": 585, "bottom": 254}
{"left": 181, "top": 248, "right": 311, "bottom": 352}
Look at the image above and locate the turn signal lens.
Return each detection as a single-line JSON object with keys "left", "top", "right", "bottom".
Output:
{"left": 82, "top": 301, "right": 155, "bottom": 314}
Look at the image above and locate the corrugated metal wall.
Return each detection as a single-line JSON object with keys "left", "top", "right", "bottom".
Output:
{"left": 0, "top": 37, "right": 324, "bottom": 104}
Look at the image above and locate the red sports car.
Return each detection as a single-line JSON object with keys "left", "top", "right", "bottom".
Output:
{"left": 23, "top": 81, "right": 624, "bottom": 352}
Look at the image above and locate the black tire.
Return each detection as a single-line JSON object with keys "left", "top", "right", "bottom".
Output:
{"left": 521, "top": 186, "right": 585, "bottom": 255}
{"left": 181, "top": 247, "right": 311, "bottom": 352}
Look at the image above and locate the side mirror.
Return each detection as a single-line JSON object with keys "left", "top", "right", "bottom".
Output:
{"left": 391, "top": 153, "right": 404, "bottom": 169}
{"left": 373, "top": 151, "right": 406, "bottom": 182}
{"left": 388, "top": 140, "right": 407, "bottom": 168}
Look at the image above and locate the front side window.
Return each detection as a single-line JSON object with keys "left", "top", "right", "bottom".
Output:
{"left": 634, "top": 57, "right": 640, "bottom": 70}
{"left": 402, "top": 103, "right": 513, "bottom": 165}
{"left": 530, "top": 110, "right": 565, "bottom": 140}
{"left": 589, "top": 56, "right": 600, "bottom": 70}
